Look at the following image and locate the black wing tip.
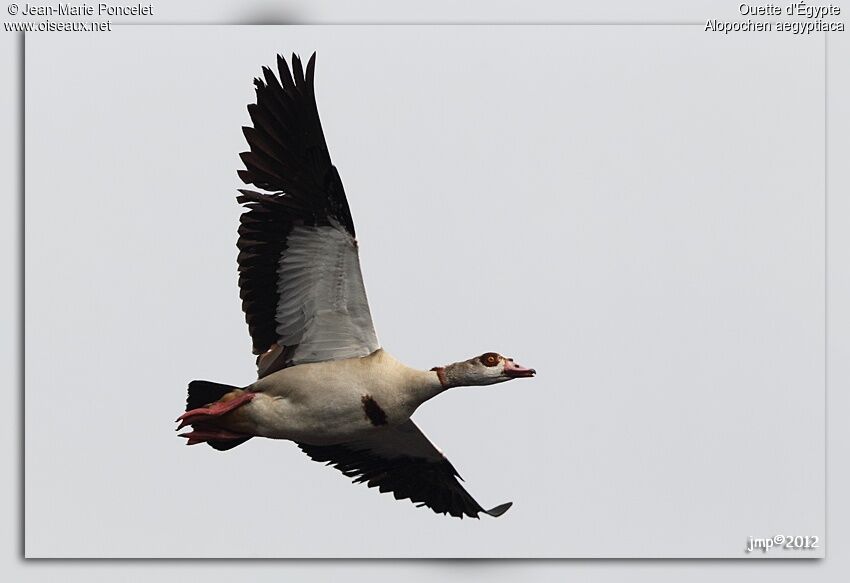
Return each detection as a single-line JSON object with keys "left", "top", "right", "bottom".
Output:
{"left": 291, "top": 53, "right": 305, "bottom": 85}
{"left": 305, "top": 52, "right": 317, "bottom": 88}
{"left": 267, "top": 52, "right": 315, "bottom": 85}
{"left": 276, "top": 51, "right": 315, "bottom": 59}
{"left": 484, "top": 501, "right": 513, "bottom": 518}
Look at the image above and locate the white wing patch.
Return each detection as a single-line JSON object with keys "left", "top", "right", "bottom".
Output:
{"left": 275, "top": 220, "right": 379, "bottom": 366}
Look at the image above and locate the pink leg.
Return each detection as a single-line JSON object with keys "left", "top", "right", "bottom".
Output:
{"left": 175, "top": 391, "right": 255, "bottom": 429}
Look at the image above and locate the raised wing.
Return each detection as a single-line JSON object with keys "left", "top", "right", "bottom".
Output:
{"left": 237, "top": 53, "right": 379, "bottom": 376}
{"left": 297, "top": 421, "right": 512, "bottom": 519}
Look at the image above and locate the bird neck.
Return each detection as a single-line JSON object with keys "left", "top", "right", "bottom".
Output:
{"left": 406, "top": 366, "right": 456, "bottom": 406}
{"left": 430, "top": 366, "right": 454, "bottom": 390}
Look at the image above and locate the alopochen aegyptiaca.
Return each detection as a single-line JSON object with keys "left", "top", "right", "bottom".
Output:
{"left": 176, "top": 53, "right": 536, "bottom": 518}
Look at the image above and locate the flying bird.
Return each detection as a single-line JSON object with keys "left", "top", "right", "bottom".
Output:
{"left": 176, "top": 53, "right": 536, "bottom": 518}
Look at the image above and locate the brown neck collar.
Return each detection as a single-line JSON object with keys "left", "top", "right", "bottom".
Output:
{"left": 430, "top": 366, "right": 452, "bottom": 390}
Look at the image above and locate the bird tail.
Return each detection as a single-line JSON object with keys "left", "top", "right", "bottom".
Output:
{"left": 176, "top": 380, "right": 254, "bottom": 451}
{"left": 185, "top": 380, "right": 239, "bottom": 412}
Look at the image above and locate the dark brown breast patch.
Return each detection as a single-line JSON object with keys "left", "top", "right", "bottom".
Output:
{"left": 361, "top": 394, "right": 388, "bottom": 426}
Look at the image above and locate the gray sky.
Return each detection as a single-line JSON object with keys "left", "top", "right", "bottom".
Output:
{"left": 23, "top": 24, "right": 824, "bottom": 558}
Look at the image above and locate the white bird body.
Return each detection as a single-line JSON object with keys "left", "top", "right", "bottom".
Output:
{"left": 229, "top": 350, "right": 440, "bottom": 444}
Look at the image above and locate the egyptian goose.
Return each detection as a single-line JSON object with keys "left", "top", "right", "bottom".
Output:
{"left": 176, "top": 53, "right": 536, "bottom": 519}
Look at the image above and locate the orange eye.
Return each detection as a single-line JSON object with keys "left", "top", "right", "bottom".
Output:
{"left": 479, "top": 352, "right": 500, "bottom": 367}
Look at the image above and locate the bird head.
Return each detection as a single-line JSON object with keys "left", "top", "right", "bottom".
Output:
{"left": 433, "top": 352, "right": 536, "bottom": 388}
